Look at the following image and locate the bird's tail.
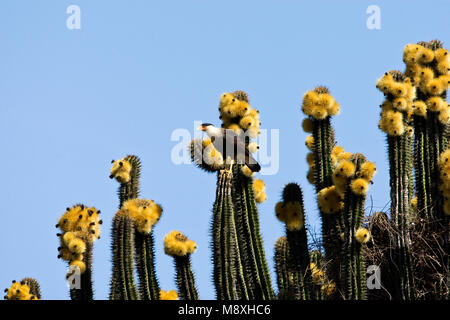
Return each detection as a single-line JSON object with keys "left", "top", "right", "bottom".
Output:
{"left": 245, "top": 157, "right": 261, "bottom": 172}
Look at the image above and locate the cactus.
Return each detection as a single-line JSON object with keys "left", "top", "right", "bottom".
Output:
{"left": 5, "top": 42, "right": 450, "bottom": 302}
{"left": 56, "top": 204, "right": 101, "bottom": 300}
{"left": 376, "top": 70, "right": 416, "bottom": 299}
{"left": 190, "top": 91, "right": 274, "bottom": 300}
{"left": 110, "top": 210, "right": 138, "bottom": 300}
{"left": 274, "top": 183, "right": 311, "bottom": 299}
{"left": 109, "top": 157, "right": 163, "bottom": 300}
{"left": 164, "top": 231, "right": 199, "bottom": 300}
{"left": 338, "top": 153, "right": 373, "bottom": 300}
{"left": 4, "top": 278, "right": 41, "bottom": 300}
{"left": 301, "top": 87, "right": 343, "bottom": 291}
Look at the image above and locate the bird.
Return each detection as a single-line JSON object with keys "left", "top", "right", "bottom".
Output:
{"left": 198, "top": 123, "right": 261, "bottom": 173}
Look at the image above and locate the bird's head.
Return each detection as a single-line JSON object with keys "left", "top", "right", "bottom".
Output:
{"left": 197, "top": 123, "right": 214, "bottom": 132}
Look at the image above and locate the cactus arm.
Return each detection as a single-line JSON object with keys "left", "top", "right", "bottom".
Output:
{"left": 232, "top": 164, "right": 275, "bottom": 300}
{"left": 274, "top": 237, "right": 290, "bottom": 299}
{"left": 135, "top": 232, "right": 160, "bottom": 300}
{"left": 109, "top": 212, "right": 138, "bottom": 300}
{"left": 70, "top": 242, "right": 93, "bottom": 300}
{"left": 175, "top": 256, "right": 199, "bottom": 300}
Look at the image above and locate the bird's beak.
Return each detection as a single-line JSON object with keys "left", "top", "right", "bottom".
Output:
{"left": 197, "top": 125, "right": 206, "bottom": 131}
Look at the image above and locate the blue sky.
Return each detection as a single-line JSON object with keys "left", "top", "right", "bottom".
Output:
{"left": 0, "top": 0, "right": 448, "bottom": 300}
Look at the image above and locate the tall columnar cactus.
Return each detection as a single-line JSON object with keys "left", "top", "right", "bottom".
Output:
{"left": 301, "top": 86, "right": 342, "bottom": 290}
{"left": 403, "top": 40, "right": 450, "bottom": 299}
{"left": 110, "top": 155, "right": 141, "bottom": 207}
{"left": 334, "top": 153, "right": 374, "bottom": 300}
{"left": 4, "top": 278, "right": 41, "bottom": 300}
{"left": 274, "top": 236, "right": 290, "bottom": 299}
{"left": 376, "top": 70, "right": 416, "bottom": 299}
{"left": 110, "top": 210, "right": 138, "bottom": 300}
{"left": 274, "top": 183, "right": 311, "bottom": 300}
{"left": 56, "top": 204, "right": 101, "bottom": 300}
{"left": 164, "top": 231, "right": 199, "bottom": 300}
{"left": 190, "top": 91, "right": 274, "bottom": 300}
{"left": 109, "top": 156, "right": 163, "bottom": 300}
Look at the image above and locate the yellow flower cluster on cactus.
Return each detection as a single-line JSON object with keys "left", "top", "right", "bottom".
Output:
{"left": 321, "top": 282, "right": 337, "bottom": 297}
{"left": 164, "top": 230, "right": 197, "bottom": 257}
{"left": 355, "top": 227, "right": 371, "bottom": 244}
{"left": 301, "top": 86, "right": 340, "bottom": 120}
{"left": 376, "top": 71, "right": 416, "bottom": 136}
{"left": 403, "top": 42, "right": 450, "bottom": 123}
{"left": 253, "top": 179, "right": 267, "bottom": 203}
{"left": 121, "top": 199, "right": 163, "bottom": 234}
{"left": 275, "top": 201, "right": 304, "bottom": 231}
{"left": 438, "top": 149, "right": 450, "bottom": 215}
{"left": 219, "top": 90, "right": 260, "bottom": 139}
{"left": 4, "top": 281, "right": 39, "bottom": 300}
{"left": 317, "top": 185, "right": 344, "bottom": 214}
{"left": 57, "top": 204, "right": 101, "bottom": 274}
{"left": 332, "top": 154, "right": 376, "bottom": 196}
{"left": 159, "top": 289, "right": 178, "bottom": 300}
{"left": 110, "top": 158, "right": 132, "bottom": 183}
{"left": 309, "top": 262, "right": 325, "bottom": 285}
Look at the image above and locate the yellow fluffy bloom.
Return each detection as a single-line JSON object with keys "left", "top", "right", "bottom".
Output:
{"left": 317, "top": 186, "right": 343, "bottom": 214}
{"left": 253, "top": 179, "right": 267, "bottom": 204}
{"left": 160, "top": 289, "right": 178, "bottom": 300}
{"left": 350, "top": 178, "right": 369, "bottom": 196}
{"left": 416, "top": 47, "right": 435, "bottom": 64}
{"left": 435, "top": 48, "right": 449, "bottom": 62}
{"left": 275, "top": 201, "right": 287, "bottom": 222}
{"left": 426, "top": 78, "right": 446, "bottom": 96}
{"left": 439, "top": 149, "right": 450, "bottom": 169}
{"left": 284, "top": 202, "right": 304, "bottom": 231}
{"left": 317, "top": 93, "right": 335, "bottom": 109}
{"left": 67, "top": 237, "right": 86, "bottom": 254}
{"left": 412, "top": 100, "right": 427, "bottom": 118}
{"left": 403, "top": 44, "right": 421, "bottom": 64}
{"left": 70, "top": 260, "right": 87, "bottom": 274}
{"left": 332, "top": 146, "right": 345, "bottom": 158}
{"left": 234, "top": 100, "right": 250, "bottom": 117}
{"left": 110, "top": 158, "right": 132, "bottom": 183}
{"left": 239, "top": 116, "right": 255, "bottom": 130}
{"left": 376, "top": 72, "right": 395, "bottom": 94}
{"left": 335, "top": 160, "right": 356, "bottom": 178}
{"left": 411, "top": 197, "right": 418, "bottom": 212}
{"left": 321, "top": 282, "right": 336, "bottom": 297}
{"left": 305, "top": 135, "right": 314, "bottom": 151}
{"left": 438, "top": 107, "right": 450, "bottom": 124}
{"left": 311, "top": 269, "right": 325, "bottom": 285}
{"left": 5, "top": 282, "right": 38, "bottom": 300}
{"left": 427, "top": 96, "right": 446, "bottom": 112}
{"left": 164, "top": 231, "right": 197, "bottom": 257}
{"left": 219, "top": 92, "right": 235, "bottom": 110}
{"left": 328, "top": 101, "right": 340, "bottom": 116}
{"left": 437, "top": 59, "right": 450, "bottom": 75}
{"left": 301, "top": 118, "right": 314, "bottom": 133}
{"left": 355, "top": 227, "right": 371, "bottom": 244}
{"left": 358, "top": 161, "right": 377, "bottom": 182}
{"left": 311, "top": 105, "right": 328, "bottom": 120}
{"left": 122, "top": 199, "right": 163, "bottom": 234}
